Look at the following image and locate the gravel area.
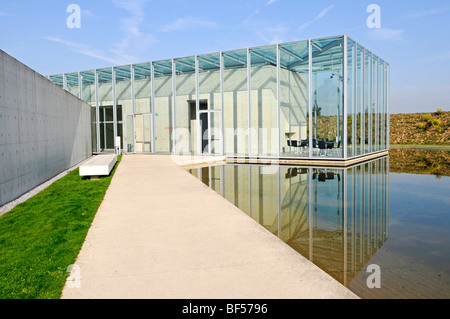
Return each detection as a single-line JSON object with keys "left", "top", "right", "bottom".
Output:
{"left": 0, "top": 156, "right": 94, "bottom": 217}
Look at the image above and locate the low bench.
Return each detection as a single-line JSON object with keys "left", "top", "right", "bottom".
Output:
{"left": 79, "top": 154, "right": 117, "bottom": 177}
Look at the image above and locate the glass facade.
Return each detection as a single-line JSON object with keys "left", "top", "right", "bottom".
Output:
{"left": 49, "top": 35, "right": 389, "bottom": 160}
{"left": 188, "top": 156, "right": 389, "bottom": 286}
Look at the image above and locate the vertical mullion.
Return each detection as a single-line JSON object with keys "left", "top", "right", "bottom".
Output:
{"left": 112, "top": 67, "right": 117, "bottom": 151}
{"left": 362, "top": 48, "right": 365, "bottom": 154}
{"left": 78, "top": 71, "right": 82, "bottom": 99}
{"left": 195, "top": 55, "right": 200, "bottom": 155}
{"left": 151, "top": 62, "right": 155, "bottom": 153}
{"left": 353, "top": 42, "right": 357, "bottom": 156}
{"left": 131, "top": 65, "right": 136, "bottom": 153}
{"left": 343, "top": 35, "right": 348, "bottom": 159}
{"left": 172, "top": 58, "right": 176, "bottom": 154}
{"left": 95, "top": 70, "right": 100, "bottom": 152}
{"left": 308, "top": 39, "right": 313, "bottom": 158}
{"left": 247, "top": 48, "right": 251, "bottom": 157}
{"left": 276, "top": 44, "right": 281, "bottom": 158}
{"left": 220, "top": 52, "right": 225, "bottom": 155}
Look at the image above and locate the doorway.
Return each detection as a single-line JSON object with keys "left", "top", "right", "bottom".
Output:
{"left": 199, "top": 110, "right": 222, "bottom": 155}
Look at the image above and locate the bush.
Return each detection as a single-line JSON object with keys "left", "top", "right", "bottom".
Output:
{"left": 435, "top": 108, "right": 444, "bottom": 115}
{"left": 419, "top": 114, "right": 441, "bottom": 130}
{"left": 416, "top": 123, "right": 426, "bottom": 130}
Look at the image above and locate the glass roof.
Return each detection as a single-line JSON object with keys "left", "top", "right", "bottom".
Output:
{"left": 48, "top": 35, "right": 387, "bottom": 80}
{"left": 133, "top": 63, "right": 151, "bottom": 80}
{"left": 153, "top": 59, "right": 172, "bottom": 77}
{"left": 198, "top": 53, "right": 220, "bottom": 71}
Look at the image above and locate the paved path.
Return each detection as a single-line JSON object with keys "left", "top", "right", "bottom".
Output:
{"left": 62, "top": 155, "right": 358, "bottom": 299}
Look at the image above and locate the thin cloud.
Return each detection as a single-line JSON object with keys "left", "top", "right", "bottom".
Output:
{"left": 111, "top": 0, "right": 157, "bottom": 64}
{"left": 265, "top": 0, "right": 278, "bottom": 7}
{"left": 406, "top": 5, "right": 450, "bottom": 19}
{"left": 44, "top": 36, "right": 125, "bottom": 65}
{"left": 424, "top": 51, "right": 450, "bottom": 63}
{"left": 0, "top": 11, "right": 14, "bottom": 17}
{"left": 298, "top": 4, "right": 335, "bottom": 33}
{"left": 367, "top": 28, "right": 405, "bottom": 42}
{"left": 159, "top": 17, "right": 218, "bottom": 32}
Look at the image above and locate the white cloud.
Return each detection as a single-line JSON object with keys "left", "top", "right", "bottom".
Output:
{"left": 298, "top": 4, "right": 335, "bottom": 33}
{"left": 111, "top": 0, "right": 157, "bottom": 63}
{"left": 44, "top": 36, "right": 125, "bottom": 65}
{"left": 159, "top": 17, "right": 218, "bottom": 32}
{"left": 406, "top": 5, "right": 450, "bottom": 19}
{"left": 265, "top": 0, "right": 278, "bottom": 7}
{"left": 0, "top": 11, "right": 14, "bottom": 17}
{"left": 367, "top": 28, "right": 405, "bottom": 42}
{"left": 424, "top": 51, "right": 450, "bottom": 63}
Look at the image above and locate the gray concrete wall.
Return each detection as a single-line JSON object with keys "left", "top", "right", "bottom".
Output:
{"left": 0, "top": 50, "right": 92, "bottom": 206}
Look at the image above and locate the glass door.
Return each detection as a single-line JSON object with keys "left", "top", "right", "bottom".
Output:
{"left": 135, "top": 113, "right": 153, "bottom": 153}
{"left": 199, "top": 110, "right": 222, "bottom": 155}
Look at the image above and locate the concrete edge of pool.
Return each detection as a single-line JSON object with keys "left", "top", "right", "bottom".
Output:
{"left": 61, "top": 154, "right": 359, "bottom": 299}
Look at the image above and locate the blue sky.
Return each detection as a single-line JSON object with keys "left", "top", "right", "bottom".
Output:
{"left": 1, "top": 0, "right": 449, "bottom": 114}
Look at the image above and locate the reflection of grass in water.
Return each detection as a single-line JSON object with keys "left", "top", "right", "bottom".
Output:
{"left": 389, "top": 148, "right": 450, "bottom": 177}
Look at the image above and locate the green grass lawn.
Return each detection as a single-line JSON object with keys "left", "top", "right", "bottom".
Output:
{"left": 0, "top": 155, "right": 122, "bottom": 299}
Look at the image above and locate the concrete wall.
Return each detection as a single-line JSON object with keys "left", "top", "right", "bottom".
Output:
{"left": 0, "top": 50, "right": 92, "bottom": 206}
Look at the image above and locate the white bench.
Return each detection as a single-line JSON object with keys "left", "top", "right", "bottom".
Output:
{"left": 79, "top": 154, "right": 117, "bottom": 177}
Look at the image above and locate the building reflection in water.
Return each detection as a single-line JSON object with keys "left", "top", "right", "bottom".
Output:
{"left": 188, "top": 156, "right": 389, "bottom": 286}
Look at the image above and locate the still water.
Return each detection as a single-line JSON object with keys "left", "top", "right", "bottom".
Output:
{"left": 187, "top": 150, "right": 450, "bottom": 299}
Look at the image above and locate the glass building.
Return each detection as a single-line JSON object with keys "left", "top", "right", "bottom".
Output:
{"left": 188, "top": 157, "right": 389, "bottom": 286}
{"left": 49, "top": 35, "right": 390, "bottom": 161}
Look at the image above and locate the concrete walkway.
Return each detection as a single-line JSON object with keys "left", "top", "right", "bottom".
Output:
{"left": 62, "top": 155, "right": 358, "bottom": 299}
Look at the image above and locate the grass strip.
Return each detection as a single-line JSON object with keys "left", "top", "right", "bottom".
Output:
{"left": 0, "top": 155, "right": 122, "bottom": 299}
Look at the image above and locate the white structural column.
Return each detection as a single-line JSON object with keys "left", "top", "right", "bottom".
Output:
{"left": 78, "top": 71, "right": 82, "bottom": 99}
{"left": 195, "top": 55, "right": 200, "bottom": 155}
{"left": 276, "top": 44, "right": 281, "bottom": 158}
{"left": 150, "top": 62, "right": 156, "bottom": 153}
{"left": 172, "top": 58, "right": 176, "bottom": 154}
{"left": 94, "top": 70, "right": 100, "bottom": 152}
{"left": 220, "top": 52, "right": 225, "bottom": 155}
{"left": 343, "top": 34, "right": 348, "bottom": 159}
{"left": 247, "top": 48, "right": 251, "bottom": 157}
{"left": 112, "top": 67, "right": 118, "bottom": 150}
{"left": 308, "top": 39, "right": 313, "bottom": 158}
{"left": 362, "top": 48, "right": 366, "bottom": 154}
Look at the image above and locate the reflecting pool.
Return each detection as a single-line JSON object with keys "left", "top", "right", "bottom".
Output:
{"left": 187, "top": 150, "right": 450, "bottom": 299}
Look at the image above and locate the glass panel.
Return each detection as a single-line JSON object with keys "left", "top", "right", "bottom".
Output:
{"left": 125, "top": 114, "right": 134, "bottom": 153}
{"left": 115, "top": 65, "right": 131, "bottom": 152}
{"left": 312, "top": 36, "right": 344, "bottom": 158}
{"left": 356, "top": 44, "right": 364, "bottom": 155}
{"left": 250, "top": 166, "right": 279, "bottom": 235}
{"left": 372, "top": 56, "right": 378, "bottom": 152}
{"left": 174, "top": 56, "right": 195, "bottom": 155}
{"left": 385, "top": 64, "right": 390, "bottom": 148}
{"left": 80, "top": 70, "right": 97, "bottom": 152}
{"left": 50, "top": 74, "right": 64, "bottom": 88}
{"left": 379, "top": 59, "right": 384, "bottom": 150}
{"left": 211, "top": 111, "right": 221, "bottom": 155}
{"left": 199, "top": 112, "right": 209, "bottom": 153}
{"left": 66, "top": 72, "right": 79, "bottom": 97}
{"left": 135, "top": 114, "right": 143, "bottom": 153}
{"left": 133, "top": 63, "right": 151, "bottom": 114}
{"left": 347, "top": 38, "right": 356, "bottom": 157}
{"left": 223, "top": 49, "right": 248, "bottom": 156}
{"left": 144, "top": 114, "right": 152, "bottom": 153}
{"left": 198, "top": 53, "right": 221, "bottom": 110}
{"left": 97, "top": 68, "right": 114, "bottom": 152}
{"left": 250, "top": 45, "right": 278, "bottom": 157}
{"left": 279, "top": 40, "right": 309, "bottom": 157}
{"left": 364, "top": 50, "right": 371, "bottom": 152}
{"left": 153, "top": 60, "right": 173, "bottom": 153}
